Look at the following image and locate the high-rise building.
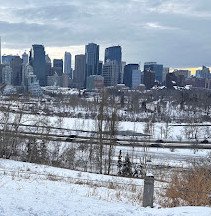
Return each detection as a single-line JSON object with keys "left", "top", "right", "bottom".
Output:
{"left": 196, "top": 69, "right": 202, "bottom": 78}
{"left": 162, "top": 67, "right": 169, "bottom": 83}
{"left": 29, "top": 45, "right": 46, "bottom": 86}
{"left": 105, "top": 46, "right": 122, "bottom": 83}
{"left": 166, "top": 73, "right": 178, "bottom": 89}
{"left": 53, "top": 59, "right": 63, "bottom": 76}
{"left": 140, "top": 71, "right": 144, "bottom": 84}
{"left": 121, "top": 61, "right": 126, "bottom": 83}
{"left": 2, "top": 65, "right": 12, "bottom": 85}
{"left": 132, "top": 70, "right": 141, "bottom": 89}
{"left": 21, "top": 52, "right": 29, "bottom": 87}
{"left": 64, "top": 52, "right": 72, "bottom": 78}
{"left": 201, "top": 66, "right": 210, "bottom": 79}
{"left": 85, "top": 43, "right": 99, "bottom": 87}
{"left": 2, "top": 55, "right": 16, "bottom": 65}
{"left": 102, "top": 60, "right": 119, "bottom": 87}
{"left": 22, "top": 52, "right": 28, "bottom": 66}
{"left": 98, "top": 61, "right": 103, "bottom": 76}
{"left": 0, "top": 64, "right": 6, "bottom": 83}
{"left": 73, "top": 54, "right": 85, "bottom": 89}
{"left": 123, "top": 64, "right": 139, "bottom": 88}
{"left": 10, "top": 56, "right": 22, "bottom": 86}
{"left": 144, "top": 62, "right": 163, "bottom": 84}
{"left": 143, "top": 69, "right": 155, "bottom": 90}
{"left": 45, "top": 55, "right": 53, "bottom": 77}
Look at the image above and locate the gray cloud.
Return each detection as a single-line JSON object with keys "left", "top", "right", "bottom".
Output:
{"left": 0, "top": 0, "right": 211, "bottom": 67}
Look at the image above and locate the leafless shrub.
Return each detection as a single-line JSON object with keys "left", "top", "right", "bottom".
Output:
{"left": 161, "top": 156, "right": 211, "bottom": 207}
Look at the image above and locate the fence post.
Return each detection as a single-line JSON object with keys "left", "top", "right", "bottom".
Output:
{"left": 143, "top": 173, "right": 154, "bottom": 208}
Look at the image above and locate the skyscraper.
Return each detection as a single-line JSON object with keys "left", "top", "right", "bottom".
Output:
{"left": 131, "top": 69, "right": 141, "bottom": 89}
{"left": 143, "top": 69, "right": 155, "bottom": 90}
{"left": 2, "top": 55, "right": 15, "bottom": 65}
{"left": 121, "top": 61, "right": 126, "bottom": 83}
{"left": 45, "top": 54, "right": 53, "bottom": 77}
{"left": 22, "top": 52, "right": 28, "bottom": 87}
{"left": 0, "top": 64, "right": 6, "bottom": 83}
{"left": 123, "top": 64, "right": 139, "bottom": 88}
{"left": 162, "top": 67, "right": 169, "bottom": 83}
{"left": 10, "top": 56, "right": 22, "bottom": 86}
{"left": 85, "top": 43, "right": 99, "bottom": 87}
{"left": 144, "top": 62, "right": 163, "bottom": 84}
{"left": 98, "top": 61, "right": 103, "bottom": 76}
{"left": 105, "top": 46, "right": 122, "bottom": 83}
{"left": 22, "top": 52, "right": 28, "bottom": 66}
{"left": 201, "top": 66, "right": 210, "bottom": 79}
{"left": 2, "top": 65, "right": 12, "bottom": 85}
{"left": 102, "top": 60, "right": 119, "bottom": 87}
{"left": 53, "top": 59, "right": 63, "bottom": 76}
{"left": 74, "top": 54, "right": 85, "bottom": 89}
{"left": 64, "top": 52, "right": 72, "bottom": 78}
{"left": 29, "top": 45, "right": 46, "bottom": 86}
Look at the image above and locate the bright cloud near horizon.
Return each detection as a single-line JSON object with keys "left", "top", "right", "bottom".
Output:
{"left": 1, "top": 0, "right": 211, "bottom": 69}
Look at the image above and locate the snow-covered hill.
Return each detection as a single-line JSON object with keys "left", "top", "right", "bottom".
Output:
{"left": 0, "top": 159, "right": 210, "bottom": 216}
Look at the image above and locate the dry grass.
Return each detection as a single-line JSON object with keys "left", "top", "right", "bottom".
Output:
{"left": 160, "top": 163, "right": 211, "bottom": 207}
{"left": 47, "top": 174, "right": 63, "bottom": 181}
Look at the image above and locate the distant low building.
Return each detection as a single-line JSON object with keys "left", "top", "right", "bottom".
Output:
{"left": 134, "top": 84, "right": 146, "bottom": 91}
{"left": 185, "top": 77, "right": 206, "bottom": 89}
{"left": 24, "top": 64, "right": 42, "bottom": 96}
{"left": 205, "top": 79, "right": 211, "bottom": 89}
{"left": 86, "top": 75, "right": 104, "bottom": 91}
{"left": 173, "top": 69, "right": 190, "bottom": 80}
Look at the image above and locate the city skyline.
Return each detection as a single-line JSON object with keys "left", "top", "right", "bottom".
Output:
{"left": 0, "top": 0, "right": 211, "bottom": 69}
{"left": 1, "top": 42, "right": 210, "bottom": 74}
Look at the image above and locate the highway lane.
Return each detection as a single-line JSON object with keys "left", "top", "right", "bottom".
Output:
{"left": 0, "top": 129, "right": 211, "bottom": 149}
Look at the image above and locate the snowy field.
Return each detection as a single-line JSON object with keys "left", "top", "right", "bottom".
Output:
{"left": 0, "top": 159, "right": 210, "bottom": 216}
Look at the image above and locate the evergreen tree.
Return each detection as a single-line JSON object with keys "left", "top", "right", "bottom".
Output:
{"left": 122, "top": 153, "right": 132, "bottom": 177}
{"left": 117, "top": 150, "right": 122, "bottom": 175}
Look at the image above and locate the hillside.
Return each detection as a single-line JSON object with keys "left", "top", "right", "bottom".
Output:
{"left": 0, "top": 159, "right": 210, "bottom": 216}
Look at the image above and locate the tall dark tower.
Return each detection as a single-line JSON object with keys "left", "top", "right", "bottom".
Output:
{"left": 144, "top": 62, "right": 163, "bottom": 84}
{"left": 105, "top": 46, "right": 122, "bottom": 84}
{"left": 53, "top": 59, "right": 63, "bottom": 76}
{"left": 74, "top": 54, "right": 85, "bottom": 89}
{"left": 85, "top": 43, "right": 99, "bottom": 87}
{"left": 30, "top": 45, "right": 46, "bottom": 86}
{"left": 143, "top": 69, "right": 155, "bottom": 90}
{"left": 10, "top": 56, "right": 22, "bottom": 86}
{"left": 123, "top": 64, "right": 139, "bottom": 88}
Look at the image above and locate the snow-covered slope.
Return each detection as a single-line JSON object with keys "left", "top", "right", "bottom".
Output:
{"left": 0, "top": 159, "right": 210, "bottom": 216}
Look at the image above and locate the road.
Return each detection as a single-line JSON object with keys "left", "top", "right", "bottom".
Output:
{"left": 1, "top": 129, "right": 211, "bottom": 149}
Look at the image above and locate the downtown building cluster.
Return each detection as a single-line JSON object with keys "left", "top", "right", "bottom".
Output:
{"left": 0, "top": 41, "right": 211, "bottom": 96}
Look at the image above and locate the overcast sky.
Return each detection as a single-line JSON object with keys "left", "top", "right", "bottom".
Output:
{"left": 0, "top": 0, "right": 211, "bottom": 68}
